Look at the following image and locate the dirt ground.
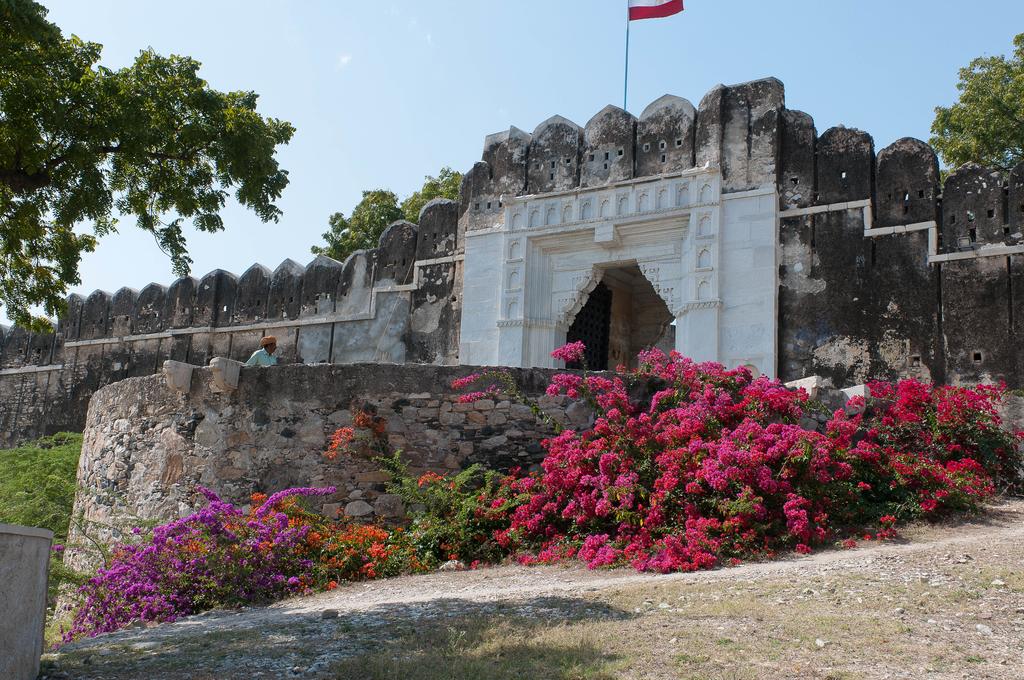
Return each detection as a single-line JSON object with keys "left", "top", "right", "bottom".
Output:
{"left": 42, "top": 498, "right": 1024, "bottom": 679}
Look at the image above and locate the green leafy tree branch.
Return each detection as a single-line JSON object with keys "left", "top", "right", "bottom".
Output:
{"left": 0, "top": 0, "right": 294, "bottom": 329}
{"left": 931, "top": 33, "right": 1024, "bottom": 172}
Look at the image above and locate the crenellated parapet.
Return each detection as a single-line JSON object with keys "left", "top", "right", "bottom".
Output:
{"left": 774, "top": 99, "right": 1024, "bottom": 388}
{"left": 458, "top": 76, "right": 1024, "bottom": 389}
{"left": 0, "top": 200, "right": 463, "bottom": 447}
{"left": 6, "top": 74, "right": 1024, "bottom": 448}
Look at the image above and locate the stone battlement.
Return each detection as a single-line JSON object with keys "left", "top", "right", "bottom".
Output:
{"left": 3, "top": 76, "right": 1024, "bottom": 447}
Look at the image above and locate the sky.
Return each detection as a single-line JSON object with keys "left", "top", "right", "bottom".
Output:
{"left": 11, "top": 0, "right": 1024, "bottom": 326}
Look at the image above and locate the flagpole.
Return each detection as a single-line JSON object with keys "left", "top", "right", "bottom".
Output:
{"left": 623, "top": 9, "right": 630, "bottom": 111}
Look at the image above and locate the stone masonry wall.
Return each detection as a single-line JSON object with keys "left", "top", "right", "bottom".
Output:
{"left": 6, "top": 76, "right": 1024, "bottom": 451}
{"left": 64, "top": 363, "right": 589, "bottom": 572}
{"left": 0, "top": 201, "right": 462, "bottom": 448}
{"left": 458, "top": 76, "right": 1024, "bottom": 389}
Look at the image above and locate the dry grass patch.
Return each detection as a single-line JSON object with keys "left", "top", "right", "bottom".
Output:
{"left": 328, "top": 616, "right": 628, "bottom": 680}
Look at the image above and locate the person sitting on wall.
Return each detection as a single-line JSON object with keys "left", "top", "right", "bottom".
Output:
{"left": 245, "top": 336, "right": 278, "bottom": 366}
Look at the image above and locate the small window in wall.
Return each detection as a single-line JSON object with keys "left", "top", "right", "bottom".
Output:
{"left": 910, "top": 354, "right": 922, "bottom": 367}
{"left": 565, "top": 158, "right": 572, "bottom": 165}
{"left": 617, "top": 148, "right": 624, "bottom": 156}
{"left": 589, "top": 154, "right": 595, "bottom": 162}
{"left": 987, "top": 209, "right": 995, "bottom": 219}
{"left": 486, "top": 201, "right": 492, "bottom": 210}
{"left": 791, "top": 177, "right": 799, "bottom": 186}
{"left": 549, "top": 173, "right": 555, "bottom": 181}
{"left": 973, "top": 351, "right": 984, "bottom": 363}
{"left": 659, "top": 141, "right": 667, "bottom": 151}
{"left": 643, "top": 143, "right": 651, "bottom": 152}
{"left": 919, "top": 190, "right": 925, "bottom": 198}
{"left": 474, "top": 203, "right": 480, "bottom": 211}
{"left": 676, "top": 138, "right": 683, "bottom": 147}
{"left": 550, "top": 160, "right": 556, "bottom": 169}
{"left": 661, "top": 154, "right": 667, "bottom": 163}
{"left": 604, "top": 152, "right": 610, "bottom": 161}
{"left": 604, "top": 163, "right": 609, "bottom": 170}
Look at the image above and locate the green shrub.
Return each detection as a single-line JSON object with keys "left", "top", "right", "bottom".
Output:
{"left": 0, "top": 433, "right": 84, "bottom": 598}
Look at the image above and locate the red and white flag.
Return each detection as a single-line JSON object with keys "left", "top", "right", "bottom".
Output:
{"left": 628, "top": 0, "right": 684, "bottom": 21}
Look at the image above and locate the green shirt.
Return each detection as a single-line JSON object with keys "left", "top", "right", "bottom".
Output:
{"left": 245, "top": 348, "right": 278, "bottom": 367}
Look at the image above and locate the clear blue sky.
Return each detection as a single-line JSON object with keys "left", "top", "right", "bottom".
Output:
{"left": 13, "top": 0, "right": 1023, "bottom": 326}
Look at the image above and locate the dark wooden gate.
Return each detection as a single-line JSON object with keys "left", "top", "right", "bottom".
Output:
{"left": 565, "top": 282, "right": 612, "bottom": 370}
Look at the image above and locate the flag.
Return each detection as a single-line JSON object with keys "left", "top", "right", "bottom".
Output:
{"left": 628, "top": 0, "right": 684, "bottom": 21}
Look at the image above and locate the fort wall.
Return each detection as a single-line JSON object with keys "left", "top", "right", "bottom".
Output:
{"left": 458, "top": 77, "right": 1024, "bottom": 389}
{"left": 63, "top": 363, "right": 588, "bottom": 572}
{"left": 0, "top": 200, "right": 462, "bottom": 447}
{"left": 5, "top": 76, "right": 1024, "bottom": 448}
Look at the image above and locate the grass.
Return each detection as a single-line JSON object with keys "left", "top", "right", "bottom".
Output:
{"left": 0, "top": 433, "right": 84, "bottom": 640}
{"left": 0, "top": 432, "right": 82, "bottom": 539}
{"left": 330, "top": 617, "right": 626, "bottom": 680}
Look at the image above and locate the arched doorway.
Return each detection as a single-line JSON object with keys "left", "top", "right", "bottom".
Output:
{"left": 565, "top": 264, "right": 674, "bottom": 370}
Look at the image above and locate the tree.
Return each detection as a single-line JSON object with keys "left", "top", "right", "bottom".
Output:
{"left": 311, "top": 190, "right": 403, "bottom": 263}
{"left": 931, "top": 33, "right": 1024, "bottom": 172}
{"left": 0, "top": 0, "right": 294, "bottom": 329}
{"left": 400, "top": 167, "right": 462, "bottom": 223}
{"left": 312, "top": 168, "right": 462, "bottom": 263}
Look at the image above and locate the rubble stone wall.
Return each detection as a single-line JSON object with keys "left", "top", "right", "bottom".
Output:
{"left": 64, "top": 362, "right": 588, "bottom": 571}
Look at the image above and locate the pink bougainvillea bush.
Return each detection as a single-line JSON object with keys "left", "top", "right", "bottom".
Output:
{"left": 445, "top": 346, "right": 1023, "bottom": 573}
{"left": 64, "top": 345, "right": 1023, "bottom": 641}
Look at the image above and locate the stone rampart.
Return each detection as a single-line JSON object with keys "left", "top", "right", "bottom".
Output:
{"left": 0, "top": 201, "right": 462, "bottom": 447}
{"left": 460, "top": 77, "right": 1024, "bottom": 388}
{"left": 64, "top": 362, "right": 588, "bottom": 572}
{"left": 6, "top": 76, "right": 1024, "bottom": 449}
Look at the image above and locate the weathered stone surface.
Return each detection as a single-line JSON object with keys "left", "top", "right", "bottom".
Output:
{"left": 164, "top": 277, "right": 198, "bottom": 329}
{"left": 301, "top": 255, "right": 344, "bottom": 317}
{"left": 816, "top": 127, "right": 874, "bottom": 204}
{"left": 636, "top": 95, "right": 696, "bottom": 178}
{"left": 779, "top": 109, "right": 816, "bottom": 210}
{"left": 196, "top": 269, "right": 237, "bottom": 327}
{"left": 528, "top": 115, "right": 582, "bottom": 194}
{"left": 580, "top": 105, "right": 636, "bottom": 188}
{"left": 80, "top": 290, "right": 112, "bottom": 340}
{"left": 375, "top": 221, "right": 418, "bottom": 286}
{"left": 344, "top": 500, "right": 374, "bottom": 517}
{"left": 163, "top": 360, "right": 194, "bottom": 393}
{"left": 415, "top": 199, "right": 459, "bottom": 261}
{"left": 267, "top": 259, "right": 305, "bottom": 321}
{"left": 0, "top": 524, "right": 52, "bottom": 680}
{"left": 63, "top": 363, "right": 592, "bottom": 572}
{"left": 942, "top": 163, "right": 1005, "bottom": 250}
{"left": 110, "top": 287, "right": 139, "bottom": 337}
{"left": 720, "top": 78, "right": 784, "bottom": 192}
{"left": 233, "top": 264, "right": 272, "bottom": 324}
{"left": 875, "top": 138, "right": 939, "bottom": 228}
{"left": 135, "top": 283, "right": 168, "bottom": 334}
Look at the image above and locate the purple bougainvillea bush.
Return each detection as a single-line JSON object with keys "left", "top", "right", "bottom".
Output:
{"left": 64, "top": 343, "right": 1023, "bottom": 641}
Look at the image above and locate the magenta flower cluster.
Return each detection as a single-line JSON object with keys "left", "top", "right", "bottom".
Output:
{"left": 64, "top": 486, "right": 335, "bottom": 641}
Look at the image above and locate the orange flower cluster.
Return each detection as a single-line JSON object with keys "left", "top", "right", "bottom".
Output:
{"left": 417, "top": 471, "right": 445, "bottom": 487}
